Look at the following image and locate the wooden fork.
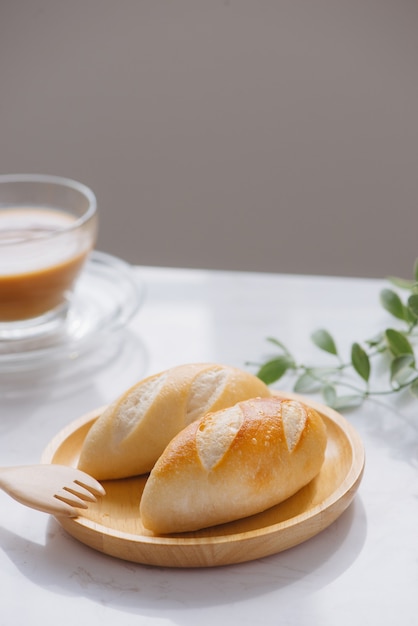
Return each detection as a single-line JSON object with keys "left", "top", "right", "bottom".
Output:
{"left": 0, "top": 464, "right": 105, "bottom": 517}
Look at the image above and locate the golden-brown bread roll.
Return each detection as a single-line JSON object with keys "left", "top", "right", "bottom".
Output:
{"left": 140, "top": 396, "right": 327, "bottom": 533}
{"left": 77, "top": 363, "right": 271, "bottom": 480}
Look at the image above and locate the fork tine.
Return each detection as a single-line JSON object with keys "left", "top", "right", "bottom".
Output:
{"left": 54, "top": 489, "right": 89, "bottom": 510}
{"left": 73, "top": 473, "right": 106, "bottom": 497}
{"left": 64, "top": 483, "right": 99, "bottom": 503}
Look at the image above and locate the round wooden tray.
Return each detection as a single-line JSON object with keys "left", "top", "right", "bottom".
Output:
{"left": 41, "top": 392, "right": 365, "bottom": 568}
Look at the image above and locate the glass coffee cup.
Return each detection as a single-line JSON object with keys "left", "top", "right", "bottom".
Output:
{"left": 0, "top": 174, "right": 97, "bottom": 340}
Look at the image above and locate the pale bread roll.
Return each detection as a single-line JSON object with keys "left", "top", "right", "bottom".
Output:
{"left": 77, "top": 363, "right": 271, "bottom": 479}
{"left": 140, "top": 396, "right": 327, "bottom": 533}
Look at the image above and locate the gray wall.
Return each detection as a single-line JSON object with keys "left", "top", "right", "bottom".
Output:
{"left": 1, "top": 0, "right": 417, "bottom": 279}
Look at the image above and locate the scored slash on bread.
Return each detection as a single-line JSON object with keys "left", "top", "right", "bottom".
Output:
{"left": 77, "top": 363, "right": 271, "bottom": 480}
{"left": 140, "top": 397, "right": 327, "bottom": 534}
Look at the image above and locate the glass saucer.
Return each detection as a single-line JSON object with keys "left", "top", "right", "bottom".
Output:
{"left": 0, "top": 251, "right": 145, "bottom": 373}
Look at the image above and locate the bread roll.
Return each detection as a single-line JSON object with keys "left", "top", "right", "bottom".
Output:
{"left": 77, "top": 363, "right": 271, "bottom": 479}
{"left": 140, "top": 396, "right": 327, "bottom": 533}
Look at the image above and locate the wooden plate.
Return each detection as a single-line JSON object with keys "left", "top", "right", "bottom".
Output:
{"left": 41, "top": 392, "right": 365, "bottom": 568}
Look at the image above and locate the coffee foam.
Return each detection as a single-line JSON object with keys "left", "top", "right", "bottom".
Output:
{"left": 0, "top": 207, "right": 90, "bottom": 274}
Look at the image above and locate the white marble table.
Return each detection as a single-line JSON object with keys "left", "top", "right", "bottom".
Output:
{"left": 1, "top": 265, "right": 417, "bottom": 626}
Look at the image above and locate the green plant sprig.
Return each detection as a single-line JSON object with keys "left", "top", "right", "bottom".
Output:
{"left": 253, "top": 259, "right": 418, "bottom": 411}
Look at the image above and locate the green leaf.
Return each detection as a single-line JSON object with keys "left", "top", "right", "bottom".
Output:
{"left": 266, "top": 337, "right": 290, "bottom": 354}
{"left": 387, "top": 276, "right": 415, "bottom": 290}
{"left": 365, "top": 331, "right": 385, "bottom": 349}
{"left": 407, "top": 294, "right": 418, "bottom": 318}
{"left": 390, "top": 354, "right": 415, "bottom": 384}
{"left": 414, "top": 258, "right": 418, "bottom": 282}
{"left": 311, "top": 329, "right": 338, "bottom": 356}
{"left": 410, "top": 378, "right": 418, "bottom": 398}
{"left": 332, "top": 394, "right": 364, "bottom": 410}
{"left": 380, "top": 289, "right": 408, "bottom": 321}
{"left": 351, "top": 343, "right": 371, "bottom": 382}
{"left": 385, "top": 328, "right": 414, "bottom": 356}
{"left": 256, "top": 356, "right": 293, "bottom": 385}
{"left": 322, "top": 384, "right": 337, "bottom": 407}
{"left": 293, "top": 372, "right": 321, "bottom": 393}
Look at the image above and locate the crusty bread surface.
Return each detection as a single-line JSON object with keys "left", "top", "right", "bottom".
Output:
{"left": 77, "top": 363, "right": 271, "bottom": 479}
{"left": 140, "top": 396, "right": 327, "bottom": 534}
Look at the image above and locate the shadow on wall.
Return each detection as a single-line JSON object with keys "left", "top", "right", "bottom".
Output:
{"left": 1, "top": 0, "right": 417, "bottom": 278}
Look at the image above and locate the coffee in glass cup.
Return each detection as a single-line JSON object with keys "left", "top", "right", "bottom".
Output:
{"left": 0, "top": 174, "right": 97, "bottom": 340}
